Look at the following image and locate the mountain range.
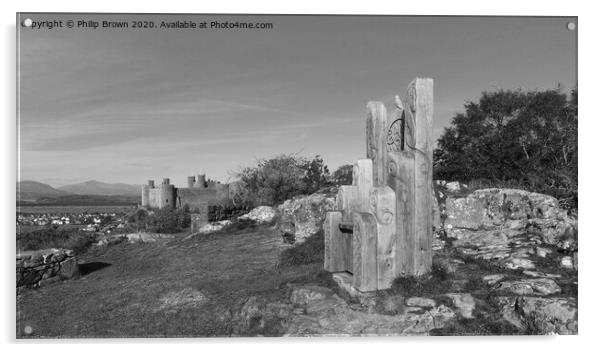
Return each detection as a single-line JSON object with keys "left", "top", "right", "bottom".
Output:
{"left": 17, "top": 180, "right": 141, "bottom": 203}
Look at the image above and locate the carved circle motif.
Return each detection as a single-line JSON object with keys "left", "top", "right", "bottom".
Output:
{"left": 386, "top": 118, "right": 402, "bottom": 152}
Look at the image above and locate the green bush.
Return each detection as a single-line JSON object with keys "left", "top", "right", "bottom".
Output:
{"left": 434, "top": 87, "right": 577, "bottom": 208}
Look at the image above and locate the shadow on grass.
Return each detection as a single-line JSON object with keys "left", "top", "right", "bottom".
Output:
{"left": 78, "top": 261, "right": 112, "bottom": 276}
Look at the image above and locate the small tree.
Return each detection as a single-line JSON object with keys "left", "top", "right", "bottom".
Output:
{"left": 332, "top": 164, "right": 353, "bottom": 186}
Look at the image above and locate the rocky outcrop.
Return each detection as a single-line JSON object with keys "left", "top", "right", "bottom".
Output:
{"left": 17, "top": 248, "right": 78, "bottom": 291}
{"left": 238, "top": 206, "right": 277, "bottom": 224}
{"left": 493, "top": 296, "right": 577, "bottom": 334}
{"left": 277, "top": 193, "right": 335, "bottom": 244}
{"left": 443, "top": 188, "right": 576, "bottom": 247}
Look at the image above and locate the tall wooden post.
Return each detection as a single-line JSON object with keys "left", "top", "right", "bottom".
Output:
{"left": 386, "top": 78, "right": 433, "bottom": 276}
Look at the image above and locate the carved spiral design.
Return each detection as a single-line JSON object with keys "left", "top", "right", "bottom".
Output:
{"left": 386, "top": 118, "right": 402, "bottom": 152}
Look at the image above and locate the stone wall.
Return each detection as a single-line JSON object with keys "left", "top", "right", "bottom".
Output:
{"left": 17, "top": 248, "right": 79, "bottom": 292}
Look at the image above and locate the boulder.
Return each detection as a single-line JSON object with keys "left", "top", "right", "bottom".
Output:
{"left": 58, "top": 257, "right": 79, "bottom": 279}
{"left": 494, "top": 296, "right": 577, "bottom": 334}
{"left": 238, "top": 206, "right": 277, "bottom": 224}
{"left": 277, "top": 193, "right": 335, "bottom": 244}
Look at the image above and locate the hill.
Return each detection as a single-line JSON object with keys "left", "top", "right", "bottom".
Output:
{"left": 17, "top": 181, "right": 69, "bottom": 201}
{"left": 58, "top": 180, "right": 140, "bottom": 196}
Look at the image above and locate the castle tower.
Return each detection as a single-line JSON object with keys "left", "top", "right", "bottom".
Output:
{"left": 195, "top": 174, "right": 206, "bottom": 188}
{"left": 159, "top": 178, "right": 175, "bottom": 208}
{"left": 187, "top": 176, "right": 195, "bottom": 188}
{"left": 141, "top": 184, "right": 150, "bottom": 207}
{"left": 148, "top": 180, "right": 155, "bottom": 188}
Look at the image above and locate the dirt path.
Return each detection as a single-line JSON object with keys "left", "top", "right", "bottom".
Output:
{"left": 17, "top": 224, "right": 298, "bottom": 338}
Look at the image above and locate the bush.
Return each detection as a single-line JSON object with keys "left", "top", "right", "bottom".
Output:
{"left": 234, "top": 154, "right": 332, "bottom": 208}
{"left": 434, "top": 87, "right": 577, "bottom": 208}
{"left": 131, "top": 206, "right": 192, "bottom": 233}
{"left": 17, "top": 226, "right": 96, "bottom": 255}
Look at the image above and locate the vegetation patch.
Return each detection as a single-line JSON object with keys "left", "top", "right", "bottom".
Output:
{"left": 17, "top": 226, "right": 96, "bottom": 255}
{"left": 278, "top": 229, "right": 324, "bottom": 267}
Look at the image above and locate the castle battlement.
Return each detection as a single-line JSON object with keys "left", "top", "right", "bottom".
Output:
{"left": 141, "top": 174, "right": 230, "bottom": 210}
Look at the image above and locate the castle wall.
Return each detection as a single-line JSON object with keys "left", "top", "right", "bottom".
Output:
{"left": 141, "top": 185, "right": 149, "bottom": 207}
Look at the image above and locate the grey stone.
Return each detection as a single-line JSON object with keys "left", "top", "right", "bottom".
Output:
{"left": 405, "top": 297, "right": 437, "bottom": 308}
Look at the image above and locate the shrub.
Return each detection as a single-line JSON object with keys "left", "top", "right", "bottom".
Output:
{"left": 17, "top": 226, "right": 96, "bottom": 255}
{"left": 434, "top": 87, "right": 577, "bottom": 208}
{"left": 234, "top": 154, "right": 332, "bottom": 208}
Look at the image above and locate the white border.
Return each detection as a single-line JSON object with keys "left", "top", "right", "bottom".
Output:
{"left": 2, "top": 1, "right": 599, "bottom": 351}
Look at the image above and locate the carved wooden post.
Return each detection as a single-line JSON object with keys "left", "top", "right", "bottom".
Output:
{"left": 324, "top": 211, "right": 350, "bottom": 272}
{"left": 366, "top": 102, "right": 388, "bottom": 187}
{"left": 386, "top": 78, "right": 433, "bottom": 276}
{"left": 352, "top": 212, "right": 378, "bottom": 291}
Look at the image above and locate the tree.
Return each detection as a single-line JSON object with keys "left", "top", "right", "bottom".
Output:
{"left": 332, "top": 164, "right": 354, "bottom": 186}
{"left": 234, "top": 154, "right": 332, "bottom": 207}
{"left": 434, "top": 87, "right": 577, "bottom": 207}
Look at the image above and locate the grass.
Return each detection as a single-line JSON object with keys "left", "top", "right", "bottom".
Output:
{"left": 278, "top": 228, "right": 325, "bottom": 267}
{"left": 16, "top": 221, "right": 331, "bottom": 338}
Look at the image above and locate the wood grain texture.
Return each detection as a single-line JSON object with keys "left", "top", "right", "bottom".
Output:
{"left": 352, "top": 212, "right": 378, "bottom": 292}
{"left": 411, "top": 78, "right": 434, "bottom": 275}
{"left": 387, "top": 151, "right": 415, "bottom": 276}
{"left": 355, "top": 159, "right": 373, "bottom": 213}
{"left": 370, "top": 186, "right": 397, "bottom": 289}
{"left": 323, "top": 211, "right": 347, "bottom": 272}
{"left": 366, "top": 101, "right": 388, "bottom": 187}
{"left": 336, "top": 186, "right": 359, "bottom": 224}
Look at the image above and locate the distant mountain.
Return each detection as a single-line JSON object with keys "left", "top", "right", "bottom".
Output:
{"left": 17, "top": 181, "right": 69, "bottom": 201}
{"left": 57, "top": 180, "right": 141, "bottom": 196}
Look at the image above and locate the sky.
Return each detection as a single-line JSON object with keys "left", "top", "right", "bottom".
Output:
{"left": 17, "top": 14, "right": 577, "bottom": 188}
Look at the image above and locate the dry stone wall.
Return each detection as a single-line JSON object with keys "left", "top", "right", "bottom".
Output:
{"left": 17, "top": 248, "right": 79, "bottom": 292}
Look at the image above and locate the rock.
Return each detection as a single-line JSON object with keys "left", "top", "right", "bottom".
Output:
{"left": 522, "top": 271, "right": 561, "bottom": 279}
{"left": 494, "top": 296, "right": 577, "bottom": 334}
{"left": 277, "top": 193, "right": 335, "bottom": 244}
{"left": 195, "top": 220, "right": 232, "bottom": 234}
{"left": 536, "top": 247, "right": 552, "bottom": 258}
{"left": 482, "top": 274, "right": 505, "bottom": 285}
{"left": 444, "top": 293, "right": 475, "bottom": 319}
{"left": 560, "top": 256, "right": 574, "bottom": 269}
{"left": 405, "top": 297, "right": 437, "bottom": 308}
{"left": 504, "top": 258, "right": 535, "bottom": 270}
{"left": 238, "top": 206, "right": 277, "bottom": 224}
{"left": 126, "top": 233, "right": 175, "bottom": 243}
{"left": 444, "top": 188, "right": 569, "bottom": 231}
{"left": 529, "top": 218, "right": 577, "bottom": 250}
{"left": 497, "top": 278, "right": 561, "bottom": 296}
{"left": 444, "top": 181, "right": 467, "bottom": 193}
{"left": 58, "top": 257, "right": 79, "bottom": 279}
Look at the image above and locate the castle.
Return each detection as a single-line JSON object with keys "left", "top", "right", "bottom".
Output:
{"left": 140, "top": 174, "right": 231, "bottom": 209}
